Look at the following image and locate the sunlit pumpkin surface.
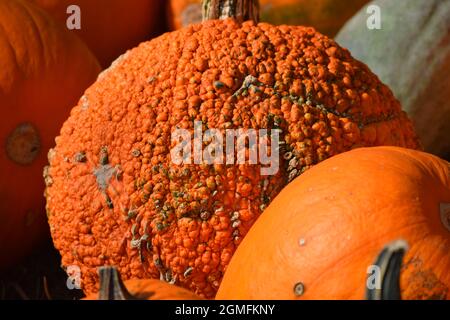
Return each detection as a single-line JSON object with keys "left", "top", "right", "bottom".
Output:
{"left": 45, "top": 19, "right": 419, "bottom": 298}
{"left": 217, "top": 147, "right": 450, "bottom": 300}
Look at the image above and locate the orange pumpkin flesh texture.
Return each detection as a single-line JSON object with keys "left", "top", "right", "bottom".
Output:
{"left": 216, "top": 147, "right": 450, "bottom": 300}
{"left": 45, "top": 17, "right": 420, "bottom": 298}
{"left": 29, "top": 0, "right": 165, "bottom": 68}
{"left": 0, "top": 0, "right": 100, "bottom": 270}
{"left": 168, "top": 0, "right": 369, "bottom": 37}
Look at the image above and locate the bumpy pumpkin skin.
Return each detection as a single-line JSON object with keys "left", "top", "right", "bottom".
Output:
{"left": 84, "top": 278, "right": 202, "bottom": 300}
{"left": 336, "top": 0, "right": 450, "bottom": 159}
{"left": 168, "top": 0, "right": 369, "bottom": 37}
{"left": 46, "top": 19, "right": 419, "bottom": 298}
{"left": 217, "top": 147, "right": 450, "bottom": 300}
{"left": 0, "top": 0, "right": 100, "bottom": 270}
{"left": 29, "top": 0, "right": 165, "bottom": 68}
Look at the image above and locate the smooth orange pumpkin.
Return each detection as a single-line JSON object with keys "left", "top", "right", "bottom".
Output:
{"left": 168, "top": 0, "right": 369, "bottom": 37}
{"left": 0, "top": 0, "right": 100, "bottom": 271}
{"left": 45, "top": 0, "right": 419, "bottom": 299}
{"left": 217, "top": 147, "right": 450, "bottom": 300}
{"left": 83, "top": 266, "right": 201, "bottom": 300}
{"left": 29, "top": 0, "right": 166, "bottom": 68}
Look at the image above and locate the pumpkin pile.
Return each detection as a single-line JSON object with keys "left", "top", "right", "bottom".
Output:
{"left": 1, "top": 0, "right": 448, "bottom": 301}
{"left": 44, "top": 0, "right": 419, "bottom": 299}
{"left": 336, "top": 0, "right": 450, "bottom": 159}
{"left": 28, "top": 0, "right": 166, "bottom": 68}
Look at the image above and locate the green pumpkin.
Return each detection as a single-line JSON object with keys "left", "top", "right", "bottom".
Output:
{"left": 336, "top": 0, "right": 450, "bottom": 159}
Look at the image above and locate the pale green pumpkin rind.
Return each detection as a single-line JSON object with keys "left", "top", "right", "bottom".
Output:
{"left": 336, "top": 0, "right": 450, "bottom": 159}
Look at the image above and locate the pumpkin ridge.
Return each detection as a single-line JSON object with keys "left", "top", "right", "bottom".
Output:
{"left": 225, "top": 72, "right": 405, "bottom": 128}
{"left": 416, "top": 0, "right": 439, "bottom": 32}
{"left": 18, "top": 1, "right": 46, "bottom": 60}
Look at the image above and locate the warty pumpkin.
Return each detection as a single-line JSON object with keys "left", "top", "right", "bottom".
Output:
{"left": 29, "top": 0, "right": 166, "bottom": 68}
{"left": 216, "top": 147, "right": 450, "bottom": 300}
{"left": 336, "top": 0, "right": 450, "bottom": 159}
{"left": 84, "top": 266, "right": 201, "bottom": 300}
{"left": 167, "top": 0, "right": 369, "bottom": 37}
{"left": 0, "top": 0, "right": 101, "bottom": 271}
{"left": 45, "top": 0, "right": 419, "bottom": 298}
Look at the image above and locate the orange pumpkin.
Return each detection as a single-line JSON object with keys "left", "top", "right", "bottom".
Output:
{"left": 216, "top": 147, "right": 450, "bottom": 300}
{"left": 29, "top": 0, "right": 165, "bottom": 68}
{"left": 45, "top": 0, "right": 419, "bottom": 299}
{"left": 168, "top": 0, "right": 369, "bottom": 37}
{"left": 0, "top": 0, "right": 100, "bottom": 271}
{"left": 84, "top": 266, "right": 202, "bottom": 300}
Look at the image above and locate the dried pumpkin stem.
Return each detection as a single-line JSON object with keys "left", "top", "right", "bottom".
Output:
{"left": 97, "top": 266, "right": 137, "bottom": 300}
{"left": 202, "top": 0, "right": 259, "bottom": 23}
{"left": 366, "top": 240, "right": 408, "bottom": 300}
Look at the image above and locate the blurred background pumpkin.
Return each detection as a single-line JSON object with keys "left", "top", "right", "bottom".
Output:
{"left": 336, "top": 0, "right": 450, "bottom": 160}
{"left": 0, "top": 0, "right": 100, "bottom": 272}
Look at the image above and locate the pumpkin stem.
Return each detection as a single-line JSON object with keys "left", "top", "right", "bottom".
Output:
{"left": 97, "top": 266, "right": 137, "bottom": 300}
{"left": 202, "top": 0, "right": 259, "bottom": 23}
{"left": 366, "top": 240, "right": 409, "bottom": 300}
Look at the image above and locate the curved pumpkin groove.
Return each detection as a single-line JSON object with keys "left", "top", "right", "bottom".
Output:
{"left": 168, "top": 0, "right": 369, "bottom": 37}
